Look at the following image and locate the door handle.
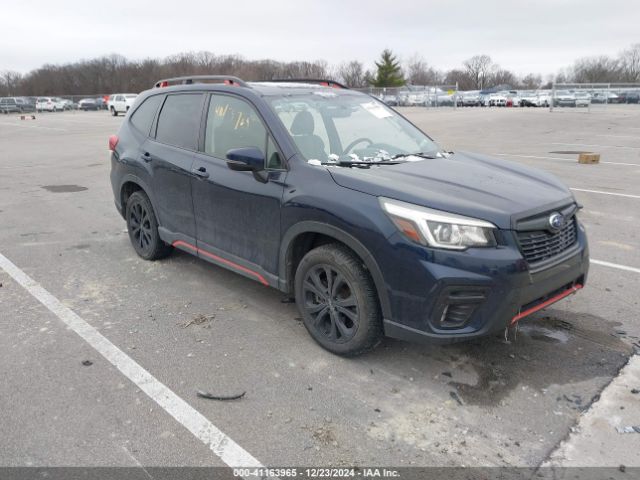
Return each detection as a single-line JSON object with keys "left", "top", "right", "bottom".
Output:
{"left": 193, "top": 166, "right": 210, "bottom": 178}
{"left": 141, "top": 152, "right": 152, "bottom": 162}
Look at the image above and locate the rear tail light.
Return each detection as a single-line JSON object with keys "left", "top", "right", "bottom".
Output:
{"left": 108, "top": 135, "right": 119, "bottom": 151}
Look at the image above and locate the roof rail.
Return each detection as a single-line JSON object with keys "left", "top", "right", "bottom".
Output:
{"left": 153, "top": 75, "right": 249, "bottom": 88}
{"left": 263, "top": 79, "right": 349, "bottom": 89}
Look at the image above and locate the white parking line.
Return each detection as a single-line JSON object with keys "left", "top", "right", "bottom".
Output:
{"left": 591, "top": 259, "right": 640, "bottom": 274}
{"left": 0, "top": 252, "right": 264, "bottom": 476}
{"left": 595, "top": 134, "right": 640, "bottom": 139}
{"left": 495, "top": 153, "right": 640, "bottom": 166}
{"left": 570, "top": 188, "right": 640, "bottom": 199}
{"left": 551, "top": 142, "right": 640, "bottom": 150}
{"left": 0, "top": 122, "right": 67, "bottom": 132}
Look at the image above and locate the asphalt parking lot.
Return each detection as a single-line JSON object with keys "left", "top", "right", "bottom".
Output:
{"left": 0, "top": 106, "right": 639, "bottom": 471}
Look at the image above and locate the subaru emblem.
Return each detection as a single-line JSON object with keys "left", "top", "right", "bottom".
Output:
{"left": 548, "top": 212, "right": 565, "bottom": 231}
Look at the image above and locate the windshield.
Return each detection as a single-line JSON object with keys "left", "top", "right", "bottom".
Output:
{"left": 267, "top": 92, "right": 440, "bottom": 164}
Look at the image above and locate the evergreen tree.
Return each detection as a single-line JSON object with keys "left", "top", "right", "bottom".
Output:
{"left": 371, "top": 49, "right": 405, "bottom": 87}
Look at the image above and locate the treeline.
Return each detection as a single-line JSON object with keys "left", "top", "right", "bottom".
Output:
{"left": 1, "top": 43, "right": 639, "bottom": 96}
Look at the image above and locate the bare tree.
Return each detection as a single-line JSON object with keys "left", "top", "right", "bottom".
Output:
{"left": 571, "top": 55, "right": 620, "bottom": 83}
{"left": 405, "top": 54, "right": 442, "bottom": 85}
{"left": 619, "top": 43, "right": 640, "bottom": 82}
{"left": 520, "top": 73, "right": 542, "bottom": 89}
{"left": 444, "top": 69, "right": 473, "bottom": 90}
{"left": 490, "top": 69, "right": 517, "bottom": 88}
{"left": 337, "top": 60, "right": 368, "bottom": 88}
{"left": 1, "top": 71, "right": 23, "bottom": 96}
{"left": 7, "top": 43, "right": 640, "bottom": 97}
{"left": 463, "top": 55, "right": 494, "bottom": 89}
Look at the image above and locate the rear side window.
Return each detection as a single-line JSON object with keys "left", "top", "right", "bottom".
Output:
{"left": 155, "top": 94, "right": 204, "bottom": 150}
{"left": 130, "top": 95, "right": 163, "bottom": 136}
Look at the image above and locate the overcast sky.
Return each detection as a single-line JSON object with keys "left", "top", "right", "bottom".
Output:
{"left": 2, "top": 0, "right": 638, "bottom": 76}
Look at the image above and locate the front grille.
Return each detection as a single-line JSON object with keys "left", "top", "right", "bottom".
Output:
{"left": 517, "top": 216, "right": 577, "bottom": 264}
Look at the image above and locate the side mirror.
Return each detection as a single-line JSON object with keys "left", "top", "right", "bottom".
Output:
{"left": 226, "top": 147, "right": 265, "bottom": 172}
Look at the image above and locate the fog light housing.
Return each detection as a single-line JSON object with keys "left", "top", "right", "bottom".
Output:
{"left": 432, "top": 286, "right": 488, "bottom": 329}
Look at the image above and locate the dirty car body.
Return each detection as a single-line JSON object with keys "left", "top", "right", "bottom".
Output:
{"left": 109, "top": 76, "right": 589, "bottom": 355}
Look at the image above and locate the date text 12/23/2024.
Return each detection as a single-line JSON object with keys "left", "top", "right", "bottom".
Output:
{"left": 233, "top": 468, "right": 400, "bottom": 478}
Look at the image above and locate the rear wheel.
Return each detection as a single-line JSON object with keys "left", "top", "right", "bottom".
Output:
{"left": 294, "top": 244, "right": 382, "bottom": 356}
{"left": 125, "top": 191, "right": 172, "bottom": 260}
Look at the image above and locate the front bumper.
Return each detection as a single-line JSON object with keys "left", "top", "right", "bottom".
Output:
{"left": 379, "top": 223, "right": 589, "bottom": 344}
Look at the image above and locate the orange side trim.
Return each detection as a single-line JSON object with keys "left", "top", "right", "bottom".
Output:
{"left": 172, "top": 240, "right": 269, "bottom": 286}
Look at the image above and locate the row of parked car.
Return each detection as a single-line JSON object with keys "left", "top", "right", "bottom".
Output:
{"left": 374, "top": 88, "right": 640, "bottom": 108}
{"left": 0, "top": 93, "right": 138, "bottom": 115}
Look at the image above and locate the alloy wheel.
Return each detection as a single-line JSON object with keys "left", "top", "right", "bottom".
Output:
{"left": 128, "top": 201, "right": 152, "bottom": 252}
{"left": 302, "top": 264, "right": 359, "bottom": 343}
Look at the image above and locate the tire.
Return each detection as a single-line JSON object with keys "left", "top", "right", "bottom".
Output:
{"left": 125, "top": 191, "right": 172, "bottom": 261}
{"left": 294, "top": 243, "right": 382, "bottom": 356}
{"left": 111, "top": 107, "right": 118, "bottom": 117}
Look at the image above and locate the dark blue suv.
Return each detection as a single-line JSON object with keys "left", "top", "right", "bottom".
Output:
{"left": 109, "top": 76, "right": 589, "bottom": 356}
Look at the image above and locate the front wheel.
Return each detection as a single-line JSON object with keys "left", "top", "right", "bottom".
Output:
{"left": 294, "top": 244, "right": 382, "bottom": 356}
{"left": 125, "top": 191, "right": 172, "bottom": 260}
{"left": 111, "top": 107, "right": 118, "bottom": 117}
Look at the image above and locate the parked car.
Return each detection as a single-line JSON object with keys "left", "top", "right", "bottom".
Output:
{"left": 488, "top": 93, "right": 507, "bottom": 106}
{"left": 78, "top": 98, "right": 100, "bottom": 111}
{"left": 401, "top": 91, "right": 427, "bottom": 106}
{"left": 553, "top": 90, "right": 576, "bottom": 107}
{"left": 534, "top": 91, "right": 551, "bottom": 107}
{"left": 60, "top": 98, "right": 76, "bottom": 110}
{"left": 461, "top": 92, "right": 481, "bottom": 106}
{"left": 380, "top": 94, "right": 398, "bottom": 106}
{"left": 108, "top": 93, "right": 138, "bottom": 116}
{"left": 518, "top": 91, "right": 537, "bottom": 107}
{"left": 36, "top": 97, "right": 58, "bottom": 112}
{"left": 575, "top": 92, "right": 591, "bottom": 107}
{"left": 16, "top": 97, "right": 36, "bottom": 112}
{"left": 625, "top": 92, "right": 640, "bottom": 104}
{"left": 0, "top": 97, "right": 24, "bottom": 113}
{"left": 109, "top": 75, "right": 589, "bottom": 356}
{"left": 52, "top": 97, "right": 67, "bottom": 110}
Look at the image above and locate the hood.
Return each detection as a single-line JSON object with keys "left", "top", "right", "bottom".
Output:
{"left": 327, "top": 151, "right": 573, "bottom": 230}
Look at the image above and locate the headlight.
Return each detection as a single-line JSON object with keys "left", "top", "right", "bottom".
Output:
{"left": 380, "top": 197, "right": 497, "bottom": 250}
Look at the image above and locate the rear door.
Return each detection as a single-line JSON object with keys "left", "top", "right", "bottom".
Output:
{"left": 190, "top": 93, "right": 286, "bottom": 281}
{"left": 143, "top": 92, "right": 205, "bottom": 243}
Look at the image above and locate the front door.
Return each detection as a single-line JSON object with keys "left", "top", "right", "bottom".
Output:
{"left": 191, "top": 93, "right": 286, "bottom": 281}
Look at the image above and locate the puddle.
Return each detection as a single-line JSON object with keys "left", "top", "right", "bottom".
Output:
{"left": 41, "top": 185, "right": 88, "bottom": 193}
{"left": 520, "top": 325, "right": 569, "bottom": 344}
{"left": 444, "top": 310, "right": 632, "bottom": 407}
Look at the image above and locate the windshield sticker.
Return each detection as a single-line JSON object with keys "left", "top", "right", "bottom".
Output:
{"left": 312, "top": 91, "right": 337, "bottom": 98}
{"left": 361, "top": 101, "right": 393, "bottom": 119}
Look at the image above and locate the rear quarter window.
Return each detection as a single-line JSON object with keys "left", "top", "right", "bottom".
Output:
{"left": 130, "top": 95, "right": 163, "bottom": 136}
{"left": 155, "top": 94, "right": 204, "bottom": 150}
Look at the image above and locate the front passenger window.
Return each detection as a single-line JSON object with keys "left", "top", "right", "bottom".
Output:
{"left": 204, "top": 95, "right": 267, "bottom": 163}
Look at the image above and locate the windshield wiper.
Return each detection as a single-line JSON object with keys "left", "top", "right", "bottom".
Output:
{"left": 335, "top": 159, "right": 403, "bottom": 166}
{"left": 391, "top": 152, "right": 439, "bottom": 160}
